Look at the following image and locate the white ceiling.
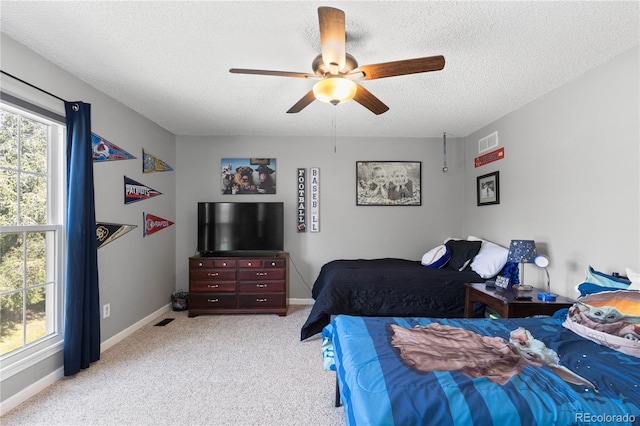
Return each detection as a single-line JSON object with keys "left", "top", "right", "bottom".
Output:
{"left": 1, "top": 1, "right": 638, "bottom": 139}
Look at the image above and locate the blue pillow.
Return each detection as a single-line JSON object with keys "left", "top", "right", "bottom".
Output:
{"left": 577, "top": 283, "right": 621, "bottom": 297}
{"left": 421, "top": 245, "right": 451, "bottom": 268}
{"left": 584, "top": 265, "right": 630, "bottom": 289}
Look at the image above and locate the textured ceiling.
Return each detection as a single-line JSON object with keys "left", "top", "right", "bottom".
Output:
{"left": 1, "top": 1, "right": 638, "bottom": 138}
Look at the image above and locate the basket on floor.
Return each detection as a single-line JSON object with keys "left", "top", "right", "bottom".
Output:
{"left": 171, "top": 290, "right": 189, "bottom": 311}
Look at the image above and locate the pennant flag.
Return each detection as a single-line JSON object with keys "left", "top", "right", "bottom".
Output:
{"left": 96, "top": 222, "right": 137, "bottom": 248}
{"left": 143, "top": 212, "right": 174, "bottom": 237}
{"left": 92, "top": 133, "right": 136, "bottom": 162}
{"left": 142, "top": 148, "right": 174, "bottom": 173}
{"left": 124, "top": 176, "right": 162, "bottom": 204}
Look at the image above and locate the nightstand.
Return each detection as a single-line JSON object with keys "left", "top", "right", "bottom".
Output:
{"left": 463, "top": 282, "right": 574, "bottom": 318}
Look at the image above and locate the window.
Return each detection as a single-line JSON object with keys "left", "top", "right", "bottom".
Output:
{"left": 0, "top": 100, "right": 64, "bottom": 376}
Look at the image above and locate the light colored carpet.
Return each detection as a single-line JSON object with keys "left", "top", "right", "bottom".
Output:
{"left": 1, "top": 305, "right": 345, "bottom": 426}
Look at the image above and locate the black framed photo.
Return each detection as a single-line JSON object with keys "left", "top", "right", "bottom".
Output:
{"left": 477, "top": 171, "right": 500, "bottom": 206}
{"left": 356, "top": 161, "right": 421, "bottom": 206}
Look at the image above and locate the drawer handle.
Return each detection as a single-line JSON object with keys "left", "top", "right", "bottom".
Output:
{"left": 207, "top": 298, "right": 219, "bottom": 303}
{"left": 248, "top": 262, "right": 253, "bottom": 266}
{"left": 222, "top": 262, "right": 227, "bottom": 266}
{"left": 256, "top": 298, "right": 268, "bottom": 303}
{"left": 207, "top": 284, "right": 219, "bottom": 288}
{"left": 256, "top": 284, "right": 267, "bottom": 288}
{"left": 270, "top": 262, "right": 276, "bottom": 266}
{"left": 207, "top": 272, "right": 219, "bottom": 277}
{"left": 198, "top": 262, "right": 203, "bottom": 267}
{"left": 256, "top": 272, "right": 267, "bottom": 276}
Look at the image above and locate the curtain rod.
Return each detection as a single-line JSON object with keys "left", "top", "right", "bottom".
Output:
{"left": 1, "top": 69, "right": 69, "bottom": 103}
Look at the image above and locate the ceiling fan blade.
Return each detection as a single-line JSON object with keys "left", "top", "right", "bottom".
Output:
{"left": 229, "top": 68, "right": 317, "bottom": 79}
{"left": 352, "top": 55, "right": 445, "bottom": 80}
{"left": 318, "top": 6, "right": 346, "bottom": 73}
{"left": 287, "top": 90, "right": 316, "bottom": 114}
{"left": 353, "top": 85, "right": 389, "bottom": 115}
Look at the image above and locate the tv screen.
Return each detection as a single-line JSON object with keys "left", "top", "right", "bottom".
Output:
{"left": 197, "top": 202, "right": 284, "bottom": 254}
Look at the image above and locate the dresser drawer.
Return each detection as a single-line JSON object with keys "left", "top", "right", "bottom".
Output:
{"left": 237, "top": 269, "right": 285, "bottom": 281}
{"left": 263, "top": 258, "right": 285, "bottom": 268}
{"left": 190, "top": 259, "right": 236, "bottom": 269}
{"left": 238, "top": 293, "right": 285, "bottom": 309}
{"left": 237, "top": 259, "right": 264, "bottom": 268}
{"left": 190, "top": 269, "right": 236, "bottom": 281}
{"left": 238, "top": 281, "right": 285, "bottom": 294}
{"left": 190, "top": 294, "right": 236, "bottom": 309}
{"left": 190, "top": 281, "right": 236, "bottom": 293}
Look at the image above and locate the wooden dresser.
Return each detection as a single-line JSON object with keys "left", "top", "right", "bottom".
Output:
{"left": 188, "top": 252, "right": 288, "bottom": 317}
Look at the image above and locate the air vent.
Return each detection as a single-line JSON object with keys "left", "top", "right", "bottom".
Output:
{"left": 478, "top": 131, "right": 499, "bottom": 154}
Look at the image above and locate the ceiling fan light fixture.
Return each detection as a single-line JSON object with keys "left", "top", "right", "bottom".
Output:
{"left": 313, "top": 77, "right": 357, "bottom": 105}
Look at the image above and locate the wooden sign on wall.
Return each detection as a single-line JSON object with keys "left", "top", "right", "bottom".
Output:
{"left": 474, "top": 147, "right": 504, "bottom": 168}
{"left": 297, "top": 168, "right": 307, "bottom": 233}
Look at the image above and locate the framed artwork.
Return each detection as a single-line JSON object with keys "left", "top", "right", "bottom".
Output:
{"left": 221, "top": 158, "right": 276, "bottom": 194}
{"left": 477, "top": 171, "right": 500, "bottom": 206}
{"left": 356, "top": 161, "right": 421, "bottom": 206}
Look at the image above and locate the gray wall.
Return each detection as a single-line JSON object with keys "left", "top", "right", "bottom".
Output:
{"left": 175, "top": 135, "right": 466, "bottom": 299}
{"left": 1, "top": 34, "right": 176, "bottom": 403}
{"left": 463, "top": 46, "right": 639, "bottom": 298}
{"left": 2, "top": 33, "right": 638, "bottom": 407}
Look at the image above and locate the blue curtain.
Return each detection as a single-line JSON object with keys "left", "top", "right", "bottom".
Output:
{"left": 63, "top": 101, "right": 100, "bottom": 376}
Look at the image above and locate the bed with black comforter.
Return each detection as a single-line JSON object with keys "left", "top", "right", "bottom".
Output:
{"left": 300, "top": 258, "right": 485, "bottom": 340}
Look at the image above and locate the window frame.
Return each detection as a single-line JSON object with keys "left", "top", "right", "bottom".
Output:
{"left": 0, "top": 96, "right": 66, "bottom": 379}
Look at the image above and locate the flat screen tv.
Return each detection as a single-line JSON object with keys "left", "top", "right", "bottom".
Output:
{"left": 197, "top": 202, "right": 284, "bottom": 255}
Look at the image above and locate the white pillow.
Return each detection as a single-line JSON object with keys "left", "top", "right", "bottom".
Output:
{"left": 626, "top": 268, "right": 640, "bottom": 290}
{"left": 421, "top": 245, "right": 451, "bottom": 268}
{"left": 467, "top": 236, "right": 509, "bottom": 279}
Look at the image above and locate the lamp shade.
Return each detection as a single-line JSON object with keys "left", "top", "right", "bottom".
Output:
{"left": 313, "top": 77, "right": 357, "bottom": 105}
{"left": 507, "top": 240, "right": 537, "bottom": 263}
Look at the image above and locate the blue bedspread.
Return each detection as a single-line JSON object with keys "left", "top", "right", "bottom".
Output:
{"left": 323, "top": 315, "right": 640, "bottom": 426}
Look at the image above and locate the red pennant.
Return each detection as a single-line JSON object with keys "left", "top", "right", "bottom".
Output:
{"left": 143, "top": 212, "right": 174, "bottom": 237}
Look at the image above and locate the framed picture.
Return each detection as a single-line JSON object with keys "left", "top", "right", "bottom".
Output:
{"left": 477, "top": 171, "right": 500, "bottom": 206}
{"left": 221, "top": 158, "right": 276, "bottom": 194}
{"left": 356, "top": 161, "right": 421, "bottom": 206}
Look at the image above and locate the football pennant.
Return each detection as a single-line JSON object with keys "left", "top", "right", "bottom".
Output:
{"left": 142, "top": 148, "right": 174, "bottom": 173}
{"left": 143, "top": 212, "right": 174, "bottom": 237}
{"left": 124, "top": 176, "right": 162, "bottom": 204}
{"left": 92, "top": 133, "right": 136, "bottom": 162}
{"left": 96, "top": 222, "right": 137, "bottom": 248}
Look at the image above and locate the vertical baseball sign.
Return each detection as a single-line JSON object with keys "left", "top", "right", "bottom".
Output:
{"left": 297, "top": 168, "right": 307, "bottom": 232}
{"left": 310, "top": 168, "right": 320, "bottom": 233}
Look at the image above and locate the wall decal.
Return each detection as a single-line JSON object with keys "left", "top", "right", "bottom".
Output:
{"left": 297, "top": 168, "right": 307, "bottom": 232}
{"left": 143, "top": 212, "right": 174, "bottom": 237}
{"left": 124, "top": 176, "right": 162, "bottom": 204}
{"left": 310, "top": 167, "right": 320, "bottom": 233}
{"left": 221, "top": 158, "right": 277, "bottom": 194}
{"left": 142, "top": 148, "right": 174, "bottom": 173}
{"left": 92, "top": 133, "right": 136, "bottom": 162}
{"left": 96, "top": 222, "right": 136, "bottom": 248}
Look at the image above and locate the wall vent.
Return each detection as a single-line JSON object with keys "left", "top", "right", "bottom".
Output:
{"left": 478, "top": 131, "right": 499, "bottom": 154}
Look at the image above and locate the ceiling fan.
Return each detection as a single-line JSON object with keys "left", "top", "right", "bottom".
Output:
{"left": 229, "top": 6, "right": 445, "bottom": 115}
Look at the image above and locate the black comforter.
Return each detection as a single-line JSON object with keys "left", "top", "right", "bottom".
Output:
{"left": 300, "top": 258, "right": 484, "bottom": 340}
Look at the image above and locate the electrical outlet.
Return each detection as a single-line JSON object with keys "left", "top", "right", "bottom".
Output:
{"left": 103, "top": 303, "right": 111, "bottom": 319}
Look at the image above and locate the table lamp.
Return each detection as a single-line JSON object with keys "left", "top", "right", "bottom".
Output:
{"left": 535, "top": 254, "right": 556, "bottom": 301}
{"left": 507, "top": 240, "right": 537, "bottom": 286}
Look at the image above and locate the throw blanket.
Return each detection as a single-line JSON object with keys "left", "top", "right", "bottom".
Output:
{"left": 390, "top": 323, "right": 595, "bottom": 389}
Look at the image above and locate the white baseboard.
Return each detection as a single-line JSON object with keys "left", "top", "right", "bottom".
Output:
{"left": 288, "top": 298, "right": 314, "bottom": 305}
{"left": 1, "top": 304, "right": 172, "bottom": 416}
{"left": 0, "top": 367, "right": 64, "bottom": 416}
{"left": 100, "top": 303, "right": 171, "bottom": 352}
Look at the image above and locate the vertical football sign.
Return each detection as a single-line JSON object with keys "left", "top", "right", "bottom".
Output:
{"left": 297, "top": 168, "right": 307, "bottom": 232}
{"left": 310, "top": 168, "right": 320, "bottom": 233}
